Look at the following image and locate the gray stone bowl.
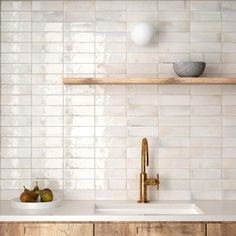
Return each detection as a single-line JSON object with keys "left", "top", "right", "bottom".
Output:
{"left": 173, "top": 62, "right": 206, "bottom": 77}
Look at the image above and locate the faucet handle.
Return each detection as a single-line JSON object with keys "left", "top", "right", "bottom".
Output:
{"left": 145, "top": 177, "right": 159, "bottom": 186}
{"left": 145, "top": 174, "right": 160, "bottom": 190}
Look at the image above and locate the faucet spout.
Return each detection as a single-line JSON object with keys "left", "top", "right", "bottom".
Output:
{"left": 141, "top": 138, "right": 149, "bottom": 173}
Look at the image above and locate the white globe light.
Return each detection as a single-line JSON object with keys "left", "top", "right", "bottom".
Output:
{"left": 131, "top": 23, "right": 155, "bottom": 46}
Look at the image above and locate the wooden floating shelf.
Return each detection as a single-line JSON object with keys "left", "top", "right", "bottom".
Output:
{"left": 63, "top": 77, "right": 236, "bottom": 85}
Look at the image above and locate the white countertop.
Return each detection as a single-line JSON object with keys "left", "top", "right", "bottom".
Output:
{"left": 1, "top": 200, "right": 236, "bottom": 222}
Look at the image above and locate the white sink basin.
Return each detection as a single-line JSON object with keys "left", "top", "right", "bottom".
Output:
{"left": 95, "top": 202, "right": 203, "bottom": 215}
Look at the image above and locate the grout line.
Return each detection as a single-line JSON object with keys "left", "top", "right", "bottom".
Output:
{"left": 157, "top": 0, "right": 159, "bottom": 77}
{"left": 221, "top": 0, "right": 223, "bottom": 75}
{"left": 30, "top": 0, "right": 32, "bottom": 189}
{"left": 157, "top": 87, "right": 160, "bottom": 201}
{"left": 62, "top": 0, "right": 65, "bottom": 200}
{"left": 220, "top": 0, "right": 223, "bottom": 201}
{"left": 0, "top": 0, "right": 2, "bottom": 200}
{"left": 157, "top": 0, "right": 160, "bottom": 201}
{"left": 125, "top": 0, "right": 128, "bottom": 201}
{"left": 188, "top": 0, "right": 191, "bottom": 63}
{"left": 94, "top": 0, "right": 96, "bottom": 201}
{"left": 188, "top": 0, "right": 192, "bottom": 201}
{"left": 189, "top": 87, "right": 192, "bottom": 201}
{"left": 220, "top": 86, "right": 223, "bottom": 200}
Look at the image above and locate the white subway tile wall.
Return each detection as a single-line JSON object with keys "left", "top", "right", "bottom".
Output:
{"left": 1, "top": 0, "right": 236, "bottom": 201}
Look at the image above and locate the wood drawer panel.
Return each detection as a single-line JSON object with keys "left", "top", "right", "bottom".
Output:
{"left": 95, "top": 223, "right": 205, "bottom": 236}
{"left": 207, "top": 223, "right": 236, "bottom": 236}
{"left": 0, "top": 223, "right": 93, "bottom": 236}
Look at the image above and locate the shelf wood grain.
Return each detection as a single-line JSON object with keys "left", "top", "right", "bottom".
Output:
{"left": 63, "top": 77, "right": 236, "bottom": 85}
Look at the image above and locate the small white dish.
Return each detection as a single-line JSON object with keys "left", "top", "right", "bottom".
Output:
{"left": 11, "top": 198, "right": 61, "bottom": 210}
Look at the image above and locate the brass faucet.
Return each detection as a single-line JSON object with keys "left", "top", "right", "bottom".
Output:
{"left": 138, "top": 138, "right": 160, "bottom": 203}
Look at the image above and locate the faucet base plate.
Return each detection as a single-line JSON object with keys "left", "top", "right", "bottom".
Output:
{"left": 138, "top": 200, "right": 150, "bottom": 203}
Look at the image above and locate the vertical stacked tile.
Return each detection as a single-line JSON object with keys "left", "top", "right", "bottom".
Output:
{"left": 94, "top": 1, "right": 127, "bottom": 200}
{"left": 127, "top": 85, "right": 158, "bottom": 200}
{"left": 127, "top": 0, "right": 158, "bottom": 78}
{"left": 222, "top": 0, "right": 236, "bottom": 199}
{"left": 0, "top": 0, "right": 1, "bottom": 197}
{"left": 31, "top": 1, "right": 64, "bottom": 192}
{"left": 222, "top": 1, "right": 236, "bottom": 77}
{"left": 95, "top": 1, "right": 126, "bottom": 78}
{"left": 3, "top": 0, "right": 236, "bottom": 202}
{"left": 63, "top": 1, "right": 95, "bottom": 200}
{"left": 158, "top": 0, "right": 190, "bottom": 76}
{"left": 1, "top": 1, "right": 32, "bottom": 199}
{"left": 190, "top": 85, "right": 222, "bottom": 200}
{"left": 126, "top": 2, "right": 158, "bottom": 200}
{"left": 190, "top": 1, "right": 222, "bottom": 76}
{"left": 158, "top": 85, "right": 191, "bottom": 200}
{"left": 64, "top": 1, "right": 95, "bottom": 79}
{"left": 222, "top": 86, "right": 236, "bottom": 199}
{"left": 64, "top": 85, "right": 95, "bottom": 200}
{"left": 95, "top": 85, "right": 127, "bottom": 200}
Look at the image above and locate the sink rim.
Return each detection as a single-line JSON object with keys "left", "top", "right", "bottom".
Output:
{"left": 95, "top": 202, "right": 204, "bottom": 215}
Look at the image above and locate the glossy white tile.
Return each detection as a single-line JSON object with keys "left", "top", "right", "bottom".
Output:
{"left": 2, "top": 0, "right": 236, "bottom": 201}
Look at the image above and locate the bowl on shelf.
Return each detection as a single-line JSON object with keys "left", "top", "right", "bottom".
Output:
{"left": 173, "top": 62, "right": 206, "bottom": 77}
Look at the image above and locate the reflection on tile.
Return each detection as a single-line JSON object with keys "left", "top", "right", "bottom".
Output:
{"left": 2, "top": 0, "right": 236, "bottom": 201}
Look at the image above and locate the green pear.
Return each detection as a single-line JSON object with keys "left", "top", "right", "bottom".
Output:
{"left": 36, "top": 189, "right": 53, "bottom": 202}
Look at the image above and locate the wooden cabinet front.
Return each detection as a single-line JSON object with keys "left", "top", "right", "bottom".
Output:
{"left": 133, "top": 223, "right": 205, "bottom": 236}
{"left": 0, "top": 223, "right": 24, "bottom": 236}
{"left": 95, "top": 223, "right": 205, "bottom": 236}
{"left": 95, "top": 223, "right": 129, "bottom": 236}
{"left": 207, "top": 223, "right": 236, "bottom": 236}
{"left": 0, "top": 223, "right": 93, "bottom": 236}
{"left": 5, "top": 222, "right": 236, "bottom": 236}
